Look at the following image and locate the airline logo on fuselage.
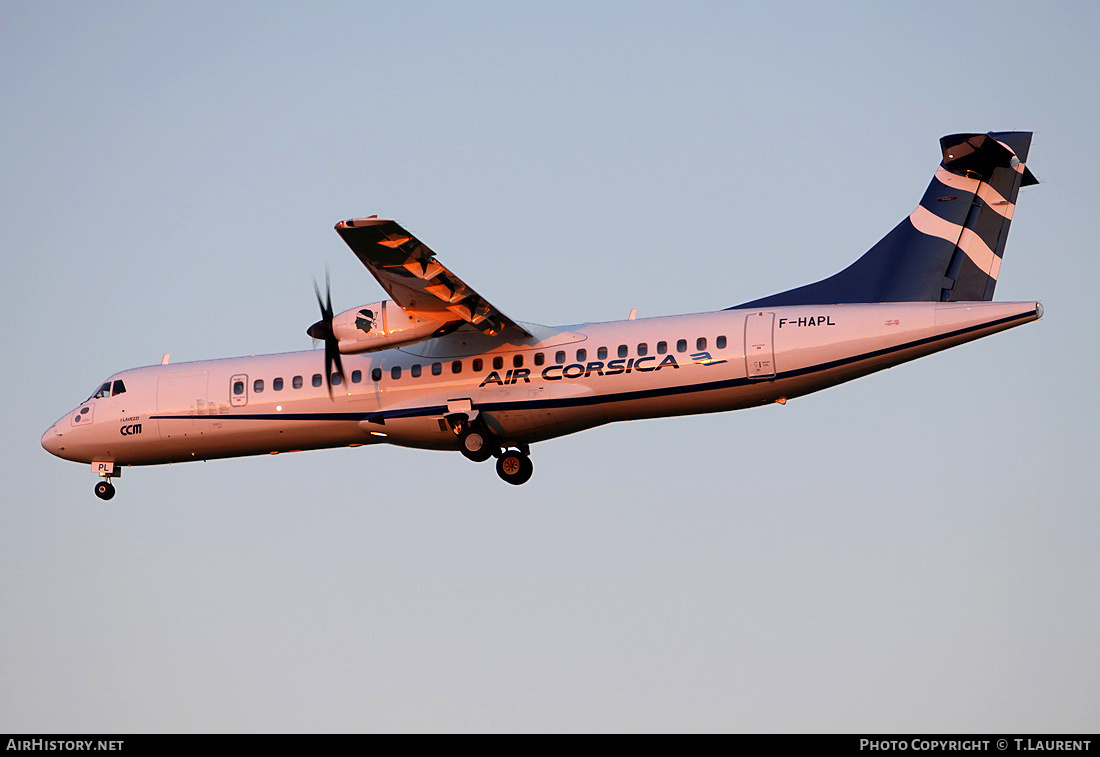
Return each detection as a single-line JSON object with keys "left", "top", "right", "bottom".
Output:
{"left": 480, "top": 355, "right": 682, "bottom": 387}
{"left": 690, "top": 351, "right": 727, "bottom": 366}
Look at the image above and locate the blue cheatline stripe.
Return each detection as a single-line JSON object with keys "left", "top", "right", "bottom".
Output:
{"left": 151, "top": 309, "right": 1035, "bottom": 425}
{"left": 149, "top": 412, "right": 373, "bottom": 422}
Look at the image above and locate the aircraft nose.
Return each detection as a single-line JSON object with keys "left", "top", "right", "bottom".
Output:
{"left": 41, "top": 424, "right": 63, "bottom": 457}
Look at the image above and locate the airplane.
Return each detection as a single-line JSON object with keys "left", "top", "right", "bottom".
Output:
{"left": 42, "top": 131, "right": 1042, "bottom": 499}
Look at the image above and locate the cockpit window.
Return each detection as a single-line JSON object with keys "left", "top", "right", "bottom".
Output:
{"left": 111, "top": 380, "right": 126, "bottom": 396}
{"left": 87, "top": 382, "right": 112, "bottom": 401}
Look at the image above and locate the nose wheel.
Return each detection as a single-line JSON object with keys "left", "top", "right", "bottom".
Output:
{"left": 94, "top": 480, "right": 116, "bottom": 500}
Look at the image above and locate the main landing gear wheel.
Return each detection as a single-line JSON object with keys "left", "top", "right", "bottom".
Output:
{"left": 94, "top": 481, "right": 116, "bottom": 501}
{"left": 459, "top": 425, "right": 495, "bottom": 463}
{"left": 496, "top": 449, "right": 533, "bottom": 486}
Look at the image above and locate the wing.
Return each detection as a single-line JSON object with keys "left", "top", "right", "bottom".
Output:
{"left": 334, "top": 217, "right": 531, "bottom": 338}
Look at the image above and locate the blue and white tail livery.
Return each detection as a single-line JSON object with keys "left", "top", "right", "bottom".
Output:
{"left": 739, "top": 131, "right": 1037, "bottom": 307}
{"left": 42, "top": 132, "right": 1043, "bottom": 497}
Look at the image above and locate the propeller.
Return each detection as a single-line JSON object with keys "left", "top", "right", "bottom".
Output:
{"left": 306, "top": 271, "right": 345, "bottom": 397}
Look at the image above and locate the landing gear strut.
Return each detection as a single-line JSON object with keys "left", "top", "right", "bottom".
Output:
{"left": 94, "top": 480, "right": 116, "bottom": 500}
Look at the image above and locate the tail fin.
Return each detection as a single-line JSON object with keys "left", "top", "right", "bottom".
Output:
{"left": 735, "top": 131, "right": 1039, "bottom": 308}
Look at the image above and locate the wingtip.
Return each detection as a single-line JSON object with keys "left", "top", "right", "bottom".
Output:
{"left": 335, "top": 215, "right": 387, "bottom": 230}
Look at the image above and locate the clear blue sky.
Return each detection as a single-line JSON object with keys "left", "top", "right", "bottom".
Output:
{"left": 3, "top": 0, "right": 1097, "bottom": 732}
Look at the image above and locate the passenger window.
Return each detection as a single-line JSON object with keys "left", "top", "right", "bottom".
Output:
{"left": 391, "top": 366, "right": 402, "bottom": 380}
{"left": 233, "top": 381, "right": 244, "bottom": 396}
{"left": 597, "top": 346, "right": 607, "bottom": 360}
{"left": 452, "top": 361, "right": 462, "bottom": 374}
{"left": 351, "top": 370, "right": 361, "bottom": 383}
{"left": 697, "top": 337, "right": 707, "bottom": 351}
{"left": 273, "top": 377, "right": 283, "bottom": 391}
{"left": 473, "top": 359, "right": 483, "bottom": 372}
{"left": 293, "top": 375, "right": 303, "bottom": 389}
{"left": 618, "top": 345, "right": 628, "bottom": 358}
{"left": 717, "top": 335, "right": 727, "bottom": 349}
{"left": 637, "top": 343, "right": 648, "bottom": 357}
{"left": 677, "top": 339, "right": 687, "bottom": 353}
{"left": 312, "top": 374, "right": 322, "bottom": 387}
{"left": 577, "top": 349, "right": 587, "bottom": 362}
{"left": 555, "top": 351, "right": 566, "bottom": 365}
{"left": 432, "top": 362, "right": 442, "bottom": 376}
{"left": 111, "top": 380, "right": 127, "bottom": 396}
{"left": 411, "top": 364, "right": 422, "bottom": 378}
{"left": 513, "top": 354, "right": 523, "bottom": 368}
{"left": 372, "top": 368, "right": 382, "bottom": 382}
{"left": 534, "top": 353, "right": 545, "bottom": 366}
{"left": 493, "top": 356, "right": 503, "bottom": 370}
{"left": 254, "top": 379, "right": 264, "bottom": 393}
{"left": 657, "top": 341, "right": 667, "bottom": 354}
{"left": 331, "top": 373, "right": 342, "bottom": 386}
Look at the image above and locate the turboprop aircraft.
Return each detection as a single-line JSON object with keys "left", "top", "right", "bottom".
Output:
{"left": 42, "top": 131, "right": 1042, "bottom": 499}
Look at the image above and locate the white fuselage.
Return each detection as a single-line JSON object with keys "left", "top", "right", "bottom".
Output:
{"left": 41, "top": 301, "right": 1040, "bottom": 469}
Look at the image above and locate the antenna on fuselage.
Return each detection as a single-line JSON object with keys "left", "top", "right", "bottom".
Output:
{"left": 161, "top": 353, "right": 171, "bottom": 365}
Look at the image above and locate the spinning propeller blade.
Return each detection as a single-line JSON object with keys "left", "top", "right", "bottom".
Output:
{"left": 306, "top": 271, "right": 345, "bottom": 397}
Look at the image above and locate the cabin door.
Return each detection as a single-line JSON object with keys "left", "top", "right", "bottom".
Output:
{"left": 229, "top": 374, "right": 248, "bottom": 407}
{"left": 744, "top": 313, "right": 776, "bottom": 379}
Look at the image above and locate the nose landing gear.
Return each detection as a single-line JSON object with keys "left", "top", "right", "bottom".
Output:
{"left": 91, "top": 462, "right": 120, "bottom": 500}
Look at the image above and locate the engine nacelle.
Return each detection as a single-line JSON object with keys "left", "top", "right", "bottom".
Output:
{"left": 330, "top": 301, "right": 458, "bottom": 354}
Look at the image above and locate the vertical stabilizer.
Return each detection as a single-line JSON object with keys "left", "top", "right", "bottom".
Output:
{"left": 735, "top": 132, "right": 1038, "bottom": 308}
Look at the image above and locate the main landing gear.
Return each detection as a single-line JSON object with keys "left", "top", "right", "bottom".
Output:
{"left": 451, "top": 416, "right": 534, "bottom": 485}
{"left": 495, "top": 448, "right": 534, "bottom": 486}
{"left": 458, "top": 424, "right": 494, "bottom": 463}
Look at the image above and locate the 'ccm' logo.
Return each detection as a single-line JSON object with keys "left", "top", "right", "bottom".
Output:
{"left": 120, "top": 423, "right": 142, "bottom": 436}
